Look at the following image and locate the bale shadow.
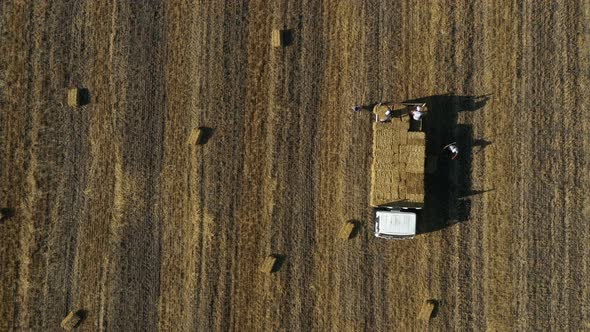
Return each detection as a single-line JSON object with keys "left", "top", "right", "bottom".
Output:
{"left": 78, "top": 88, "right": 91, "bottom": 106}
{"left": 459, "top": 188, "right": 495, "bottom": 198}
{"left": 270, "top": 254, "right": 286, "bottom": 273}
{"left": 347, "top": 220, "right": 362, "bottom": 239}
{"left": 74, "top": 309, "right": 88, "bottom": 328}
{"left": 472, "top": 138, "right": 493, "bottom": 154}
{"left": 408, "top": 94, "right": 490, "bottom": 234}
{"left": 428, "top": 299, "right": 440, "bottom": 318}
{"left": 197, "top": 127, "right": 215, "bottom": 144}
{"left": 280, "top": 29, "right": 294, "bottom": 46}
{"left": 0, "top": 207, "right": 14, "bottom": 223}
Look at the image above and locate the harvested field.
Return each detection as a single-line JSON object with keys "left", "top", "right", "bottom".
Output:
{"left": 0, "top": 0, "right": 589, "bottom": 331}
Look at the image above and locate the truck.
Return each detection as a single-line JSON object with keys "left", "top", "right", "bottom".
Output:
{"left": 371, "top": 102, "right": 435, "bottom": 239}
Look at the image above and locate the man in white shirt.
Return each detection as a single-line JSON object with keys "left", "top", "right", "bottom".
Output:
{"left": 442, "top": 142, "right": 459, "bottom": 160}
{"left": 410, "top": 105, "right": 425, "bottom": 121}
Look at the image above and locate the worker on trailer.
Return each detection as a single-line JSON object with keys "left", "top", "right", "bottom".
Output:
{"left": 410, "top": 105, "right": 425, "bottom": 121}
{"left": 378, "top": 102, "right": 396, "bottom": 123}
{"left": 442, "top": 142, "right": 459, "bottom": 160}
{"left": 380, "top": 109, "right": 394, "bottom": 122}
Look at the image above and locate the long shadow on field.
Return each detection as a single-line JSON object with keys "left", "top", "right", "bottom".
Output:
{"left": 402, "top": 94, "right": 490, "bottom": 234}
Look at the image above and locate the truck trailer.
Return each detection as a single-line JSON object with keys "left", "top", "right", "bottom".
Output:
{"left": 370, "top": 102, "right": 434, "bottom": 239}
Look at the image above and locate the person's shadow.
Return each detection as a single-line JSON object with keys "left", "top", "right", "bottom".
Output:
{"left": 472, "top": 138, "right": 493, "bottom": 154}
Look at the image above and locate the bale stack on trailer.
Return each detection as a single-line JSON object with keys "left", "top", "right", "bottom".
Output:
{"left": 370, "top": 108, "right": 426, "bottom": 208}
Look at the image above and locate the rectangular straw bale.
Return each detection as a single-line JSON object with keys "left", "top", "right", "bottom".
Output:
{"left": 398, "top": 180, "right": 407, "bottom": 199}
{"left": 260, "top": 255, "right": 277, "bottom": 273}
{"left": 272, "top": 29, "right": 289, "bottom": 47}
{"left": 188, "top": 128, "right": 205, "bottom": 145}
{"left": 405, "top": 172, "right": 424, "bottom": 194}
{"left": 407, "top": 193, "right": 424, "bottom": 203}
{"left": 400, "top": 145, "right": 424, "bottom": 153}
{"left": 61, "top": 311, "right": 81, "bottom": 331}
{"left": 407, "top": 131, "right": 425, "bottom": 140}
{"left": 406, "top": 153, "right": 424, "bottom": 170}
{"left": 418, "top": 301, "right": 436, "bottom": 320}
{"left": 338, "top": 221, "right": 356, "bottom": 240}
{"left": 272, "top": 29, "right": 282, "bottom": 47}
{"left": 67, "top": 89, "right": 79, "bottom": 107}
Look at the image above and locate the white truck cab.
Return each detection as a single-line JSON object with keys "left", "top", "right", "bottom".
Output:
{"left": 374, "top": 209, "right": 417, "bottom": 239}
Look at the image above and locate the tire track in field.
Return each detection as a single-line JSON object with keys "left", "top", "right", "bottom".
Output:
{"left": 2, "top": 3, "right": 37, "bottom": 329}
{"left": 513, "top": 2, "right": 533, "bottom": 329}
{"left": 157, "top": 2, "right": 200, "bottom": 330}
{"left": 204, "top": 3, "right": 249, "bottom": 331}
{"left": 550, "top": 2, "right": 574, "bottom": 329}
{"left": 66, "top": 3, "right": 120, "bottom": 331}
{"left": 551, "top": 1, "right": 590, "bottom": 329}
{"left": 265, "top": 0, "right": 320, "bottom": 330}
{"left": 570, "top": 2, "right": 590, "bottom": 329}
{"left": 458, "top": 1, "right": 487, "bottom": 329}
{"left": 334, "top": 3, "right": 375, "bottom": 331}
{"left": 439, "top": 2, "right": 464, "bottom": 330}
{"left": 309, "top": 2, "right": 342, "bottom": 330}
{"left": 478, "top": 0, "right": 522, "bottom": 330}
{"left": 41, "top": 2, "right": 92, "bottom": 328}
{"left": 359, "top": 2, "right": 381, "bottom": 329}
{"left": 229, "top": 2, "right": 273, "bottom": 331}
{"left": 527, "top": 2, "right": 563, "bottom": 329}
{"left": 16, "top": 2, "right": 48, "bottom": 327}
{"left": 17, "top": 2, "right": 90, "bottom": 329}
{"left": 427, "top": 2, "right": 458, "bottom": 331}
{"left": 287, "top": 0, "right": 324, "bottom": 329}
{"left": 102, "top": 2, "right": 165, "bottom": 330}
{"left": 526, "top": 1, "right": 552, "bottom": 327}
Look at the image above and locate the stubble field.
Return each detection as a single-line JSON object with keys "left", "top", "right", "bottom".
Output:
{"left": 1, "top": 1, "right": 589, "bottom": 331}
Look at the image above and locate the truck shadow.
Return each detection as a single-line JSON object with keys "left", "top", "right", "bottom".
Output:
{"left": 401, "top": 94, "right": 490, "bottom": 234}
